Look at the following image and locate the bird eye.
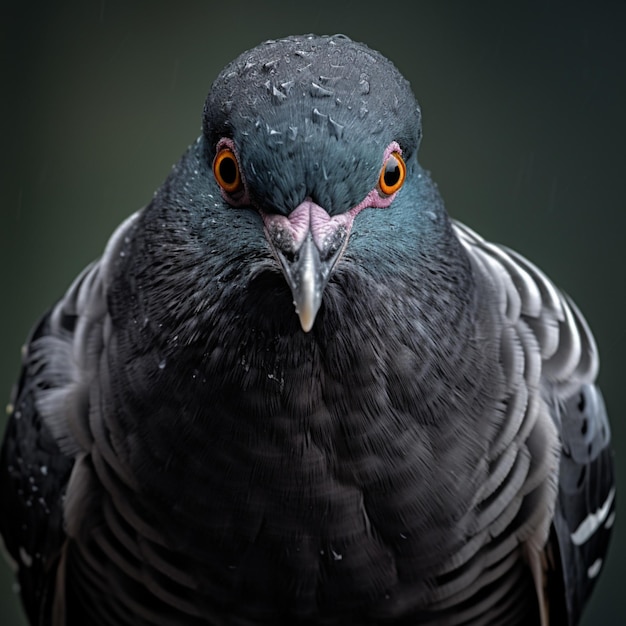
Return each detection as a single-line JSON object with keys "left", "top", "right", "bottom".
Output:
{"left": 378, "top": 152, "right": 406, "bottom": 196}
{"left": 213, "top": 148, "right": 242, "bottom": 194}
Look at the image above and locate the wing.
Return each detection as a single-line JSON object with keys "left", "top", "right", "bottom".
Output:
{"left": 0, "top": 212, "right": 141, "bottom": 625}
{"left": 454, "top": 221, "right": 614, "bottom": 626}
{"left": 551, "top": 381, "right": 614, "bottom": 625}
{"left": 0, "top": 308, "right": 75, "bottom": 626}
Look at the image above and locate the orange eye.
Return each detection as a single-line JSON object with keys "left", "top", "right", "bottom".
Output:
{"left": 213, "top": 148, "right": 242, "bottom": 194}
{"left": 378, "top": 152, "right": 406, "bottom": 196}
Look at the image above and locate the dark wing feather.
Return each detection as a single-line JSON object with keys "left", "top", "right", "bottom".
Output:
{"left": 454, "top": 222, "right": 614, "bottom": 625}
{"left": 0, "top": 310, "right": 74, "bottom": 626}
{"left": 1, "top": 212, "right": 141, "bottom": 625}
{"left": 552, "top": 382, "right": 614, "bottom": 625}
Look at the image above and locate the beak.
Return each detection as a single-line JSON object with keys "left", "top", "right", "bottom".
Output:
{"left": 274, "top": 232, "right": 345, "bottom": 332}
{"left": 262, "top": 199, "right": 351, "bottom": 332}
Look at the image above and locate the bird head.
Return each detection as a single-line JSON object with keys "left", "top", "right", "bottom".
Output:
{"left": 201, "top": 34, "right": 423, "bottom": 332}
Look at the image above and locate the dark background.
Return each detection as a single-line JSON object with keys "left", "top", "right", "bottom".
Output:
{"left": 1, "top": 1, "right": 624, "bottom": 624}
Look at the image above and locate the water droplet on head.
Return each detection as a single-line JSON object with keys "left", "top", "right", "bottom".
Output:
{"left": 263, "top": 59, "right": 279, "bottom": 72}
{"left": 327, "top": 117, "right": 344, "bottom": 139}
{"left": 310, "top": 82, "right": 334, "bottom": 98}
{"left": 158, "top": 359, "right": 167, "bottom": 370}
{"left": 312, "top": 108, "right": 327, "bottom": 124}
{"left": 271, "top": 85, "right": 287, "bottom": 103}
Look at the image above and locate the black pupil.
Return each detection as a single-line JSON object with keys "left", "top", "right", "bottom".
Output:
{"left": 383, "top": 156, "right": 400, "bottom": 186}
{"left": 219, "top": 157, "right": 237, "bottom": 185}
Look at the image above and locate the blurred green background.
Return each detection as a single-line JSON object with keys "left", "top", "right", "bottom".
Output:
{"left": 1, "top": 1, "right": 624, "bottom": 624}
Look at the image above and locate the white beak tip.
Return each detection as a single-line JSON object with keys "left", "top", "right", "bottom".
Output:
{"left": 296, "top": 306, "right": 317, "bottom": 333}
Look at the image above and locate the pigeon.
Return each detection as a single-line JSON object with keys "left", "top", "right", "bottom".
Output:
{"left": 0, "top": 34, "right": 614, "bottom": 626}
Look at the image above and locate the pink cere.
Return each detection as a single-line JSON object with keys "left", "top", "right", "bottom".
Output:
{"left": 261, "top": 141, "right": 402, "bottom": 251}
